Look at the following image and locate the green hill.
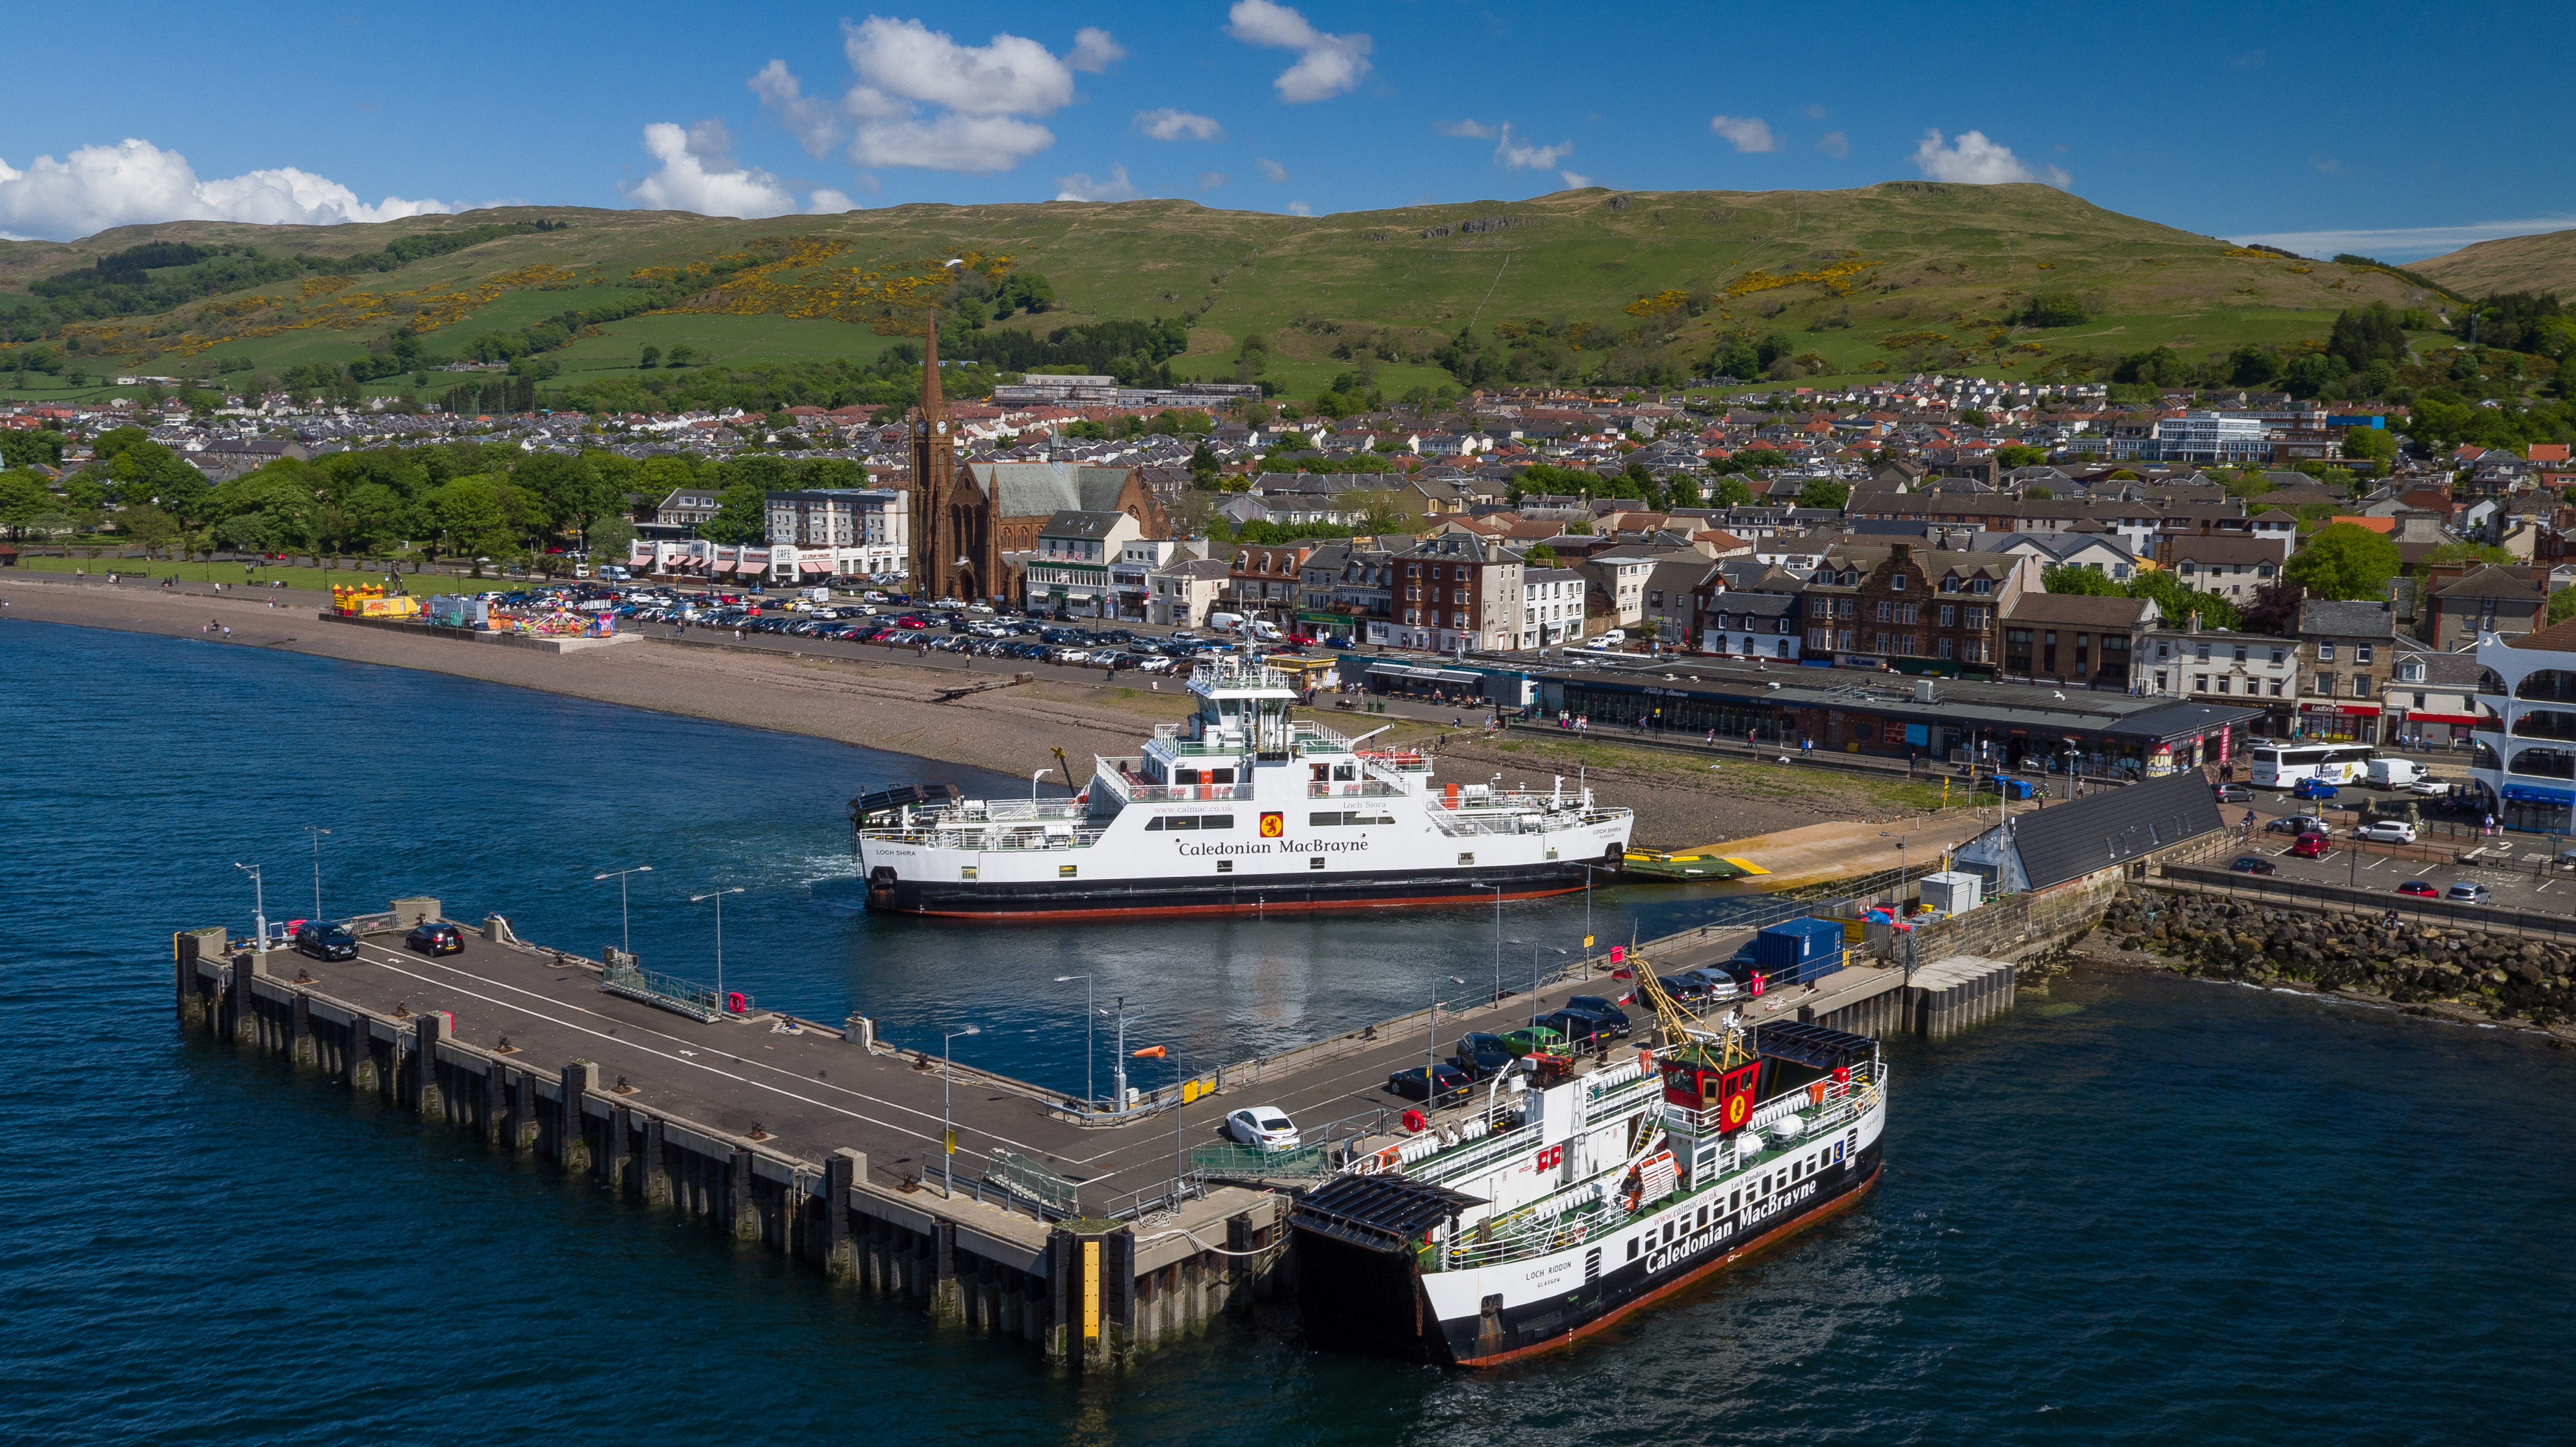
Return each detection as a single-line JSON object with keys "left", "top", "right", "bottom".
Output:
{"left": 0, "top": 183, "right": 2437, "bottom": 405}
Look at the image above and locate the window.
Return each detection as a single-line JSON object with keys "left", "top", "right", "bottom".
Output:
{"left": 2357, "top": 645, "right": 2374, "bottom": 664}
{"left": 1938, "top": 636, "right": 1956, "bottom": 659}
{"left": 1940, "top": 576, "right": 1959, "bottom": 593}
{"left": 2154, "top": 670, "right": 2168, "bottom": 691}
{"left": 2353, "top": 674, "right": 2373, "bottom": 699}
{"left": 2319, "top": 642, "right": 2336, "bottom": 661}
{"left": 1891, "top": 573, "right": 1907, "bottom": 591}
{"left": 1972, "top": 578, "right": 1993, "bottom": 595}
{"left": 2196, "top": 643, "right": 2211, "bottom": 662}
{"left": 1877, "top": 601, "right": 1894, "bottom": 622}
{"left": 1940, "top": 604, "right": 1957, "bottom": 626}
{"left": 2195, "top": 674, "right": 2209, "bottom": 692}
{"left": 2313, "top": 674, "right": 2330, "bottom": 694}
{"left": 2271, "top": 649, "right": 2287, "bottom": 664}
{"left": 2270, "top": 679, "right": 2284, "bottom": 697}
{"left": 2233, "top": 646, "right": 2248, "bottom": 663}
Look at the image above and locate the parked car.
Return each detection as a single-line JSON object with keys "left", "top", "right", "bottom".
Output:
{"left": 2354, "top": 820, "right": 2419, "bottom": 844}
{"left": 1560, "top": 996, "right": 1633, "bottom": 1038}
{"left": 2266, "top": 814, "right": 2332, "bottom": 836}
{"left": 1222, "top": 1105, "right": 1301, "bottom": 1151}
{"left": 1385, "top": 1064, "right": 1472, "bottom": 1104}
{"left": 2408, "top": 779, "right": 2449, "bottom": 796}
{"left": 2290, "top": 833, "right": 2331, "bottom": 859}
{"left": 1449, "top": 1032, "right": 1517, "bottom": 1079}
{"left": 1538, "top": 1009, "right": 1618, "bottom": 1049}
{"left": 2230, "top": 855, "right": 2278, "bottom": 875}
{"left": 2292, "top": 777, "right": 2340, "bottom": 800}
{"left": 2447, "top": 881, "right": 2492, "bottom": 904}
{"left": 1678, "top": 965, "right": 1746, "bottom": 998}
{"left": 2214, "top": 784, "right": 2253, "bottom": 804}
{"left": 2396, "top": 880, "right": 2439, "bottom": 898}
{"left": 294, "top": 921, "right": 358, "bottom": 961}
{"left": 405, "top": 921, "right": 464, "bottom": 955}
{"left": 1655, "top": 974, "right": 1718, "bottom": 1011}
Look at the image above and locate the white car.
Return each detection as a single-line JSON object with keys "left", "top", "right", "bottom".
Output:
{"left": 2354, "top": 820, "right": 2418, "bottom": 844}
{"left": 1223, "top": 1105, "right": 1301, "bottom": 1151}
{"left": 2407, "top": 779, "right": 2447, "bottom": 796}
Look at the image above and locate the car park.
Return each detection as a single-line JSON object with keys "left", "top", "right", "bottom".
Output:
{"left": 2396, "top": 880, "right": 2439, "bottom": 898}
{"left": 2230, "top": 855, "right": 2278, "bottom": 875}
{"left": 2447, "top": 881, "right": 2491, "bottom": 904}
{"left": 295, "top": 921, "right": 358, "bottom": 960}
{"left": 405, "top": 921, "right": 464, "bottom": 955}
{"left": 1385, "top": 1064, "right": 1472, "bottom": 1104}
{"left": 1222, "top": 1106, "right": 1301, "bottom": 1150}
{"left": 2290, "top": 833, "right": 2331, "bottom": 859}
{"left": 2354, "top": 820, "right": 2419, "bottom": 844}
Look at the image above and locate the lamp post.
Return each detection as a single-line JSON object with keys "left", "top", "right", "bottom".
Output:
{"left": 1477, "top": 884, "right": 1504, "bottom": 1004}
{"left": 942, "top": 1024, "right": 981, "bottom": 1195}
{"left": 594, "top": 864, "right": 653, "bottom": 956}
{"left": 1104, "top": 996, "right": 1141, "bottom": 1110}
{"left": 689, "top": 886, "right": 745, "bottom": 1014}
{"left": 304, "top": 825, "right": 330, "bottom": 922}
{"left": 234, "top": 862, "right": 268, "bottom": 955}
{"left": 1430, "top": 975, "right": 1465, "bottom": 1081}
{"left": 1578, "top": 862, "right": 1604, "bottom": 955}
{"left": 1031, "top": 768, "right": 1049, "bottom": 806}
{"left": 1054, "top": 973, "right": 1094, "bottom": 1108}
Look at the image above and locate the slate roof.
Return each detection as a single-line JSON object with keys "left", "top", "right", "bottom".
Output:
{"left": 2006, "top": 771, "right": 2225, "bottom": 893}
{"left": 967, "top": 461, "right": 1136, "bottom": 518}
{"left": 2298, "top": 600, "right": 2399, "bottom": 639}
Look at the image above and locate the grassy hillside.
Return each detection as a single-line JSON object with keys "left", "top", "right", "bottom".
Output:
{"left": 2415, "top": 228, "right": 2576, "bottom": 300}
{"left": 0, "top": 184, "right": 2436, "bottom": 403}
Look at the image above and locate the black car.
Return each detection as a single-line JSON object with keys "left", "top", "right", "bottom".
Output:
{"left": 405, "top": 921, "right": 464, "bottom": 956}
{"left": 1385, "top": 1063, "right": 1472, "bottom": 1104}
{"left": 1561, "top": 996, "right": 1633, "bottom": 1038}
{"left": 294, "top": 921, "right": 358, "bottom": 961}
{"left": 2230, "top": 855, "right": 2278, "bottom": 875}
{"left": 1538, "top": 1008, "right": 1617, "bottom": 1049}
{"left": 1449, "top": 1032, "right": 1516, "bottom": 1079}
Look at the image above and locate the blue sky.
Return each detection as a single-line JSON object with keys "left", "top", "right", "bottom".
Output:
{"left": 3, "top": 0, "right": 2570, "bottom": 259}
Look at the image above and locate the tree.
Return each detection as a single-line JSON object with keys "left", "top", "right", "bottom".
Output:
{"left": 1995, "top": 444, "right": 2048, "bottom": 469}
{"left": 2327, "top": 302, "right": 2410, "bottom": 371}
{"left": 2283, "top": 522, "right": 2402, "bottom": 600}
{"left": 1188, "top": 439, "right": 1220, "bottom": 488}
{"left": 585, "top": 514, "right": 637, "bottom": 559}
{"left": 2429, "top": 540, "right": 2515, "bottom": 567}
{"left": 638, "top": 345, "right": 661, "bottom": 368}
{"left": 703, "top": 482, "right": 768, "bottom": 544}
{"left": 2042, "top": 563, "right": 2123, "bottom": 596}
{"left": 2340, "top": 426, "right": 2398, "bottom": 465}
{"left": 2023, "top": 291, "right": 2093, "bottom": 328}
{"left": 1524, "top": 544, "right": 1557, "bottom": 566}
{"left": 2023, "top": 484, "right": 2055, "bottom": 500}
{"left": 1795, "top": 479, "right": 1849, "bottom": 510}
{"left": 115, "top": 502, "right": 181, "bottom": 555}
{"left": 1711, "top": 475, "right": 1752, "bottom": 507}
{"left": 2126, "top": 570, "right": 2242, "bottom": 631}
{"left": 0, "top": 470, "right": 52, "bottom": 538}
{"left": 2240, "top": 581, "right": 2304, "bottom": 637}
{"left": 2550, "top": 586, "right": 2576, "bottom": 627}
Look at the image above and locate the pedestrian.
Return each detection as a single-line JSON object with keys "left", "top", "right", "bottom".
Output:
{"left": 220, "top": 625, "right": 231, "bottom": 638}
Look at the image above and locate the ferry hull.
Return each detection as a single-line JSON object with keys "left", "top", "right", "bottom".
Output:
{"left": 866, "top": 859, "right": 1607, "bottom": 918}
{"left": 1296, "top": 1143, "right": 1883, "bottom": 1366}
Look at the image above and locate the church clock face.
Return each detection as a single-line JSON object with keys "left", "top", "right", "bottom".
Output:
{"left": 935, "top": 421, "right": 947, "bottom": 435}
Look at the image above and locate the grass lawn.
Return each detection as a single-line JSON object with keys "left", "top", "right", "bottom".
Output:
{"left": 10, "top": 553, "right": 513, "bottom": 593}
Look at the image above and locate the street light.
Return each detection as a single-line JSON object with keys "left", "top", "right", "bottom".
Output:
{"left": 594, "top": 864, "right": 653, "bottom": 956}
{"left": 1430, "top": 975, "right": 1466, "bottom": 1080}
{"left": 1103, "top": 996, "right": 1142, "bottom": 1110}
{"left": 689, "top": 886, "right": 745, "bottom": 1014}
{"left": 942, "top": 1024, "right": 981, "bottom": 1195}
{"left": 1054, "top": 973, "right": 1095, "bottom": 1108}
{"left": 1031, "top": 768, "right": 1049, "bottom": 805}
{"left": 1476, "top": 884, "right": 1504, "bottom": 1004}
{"left": 304, "top": 825, "right": 330, "bottom": 922}
{"left": 234, "top": 862, "right": 268, "bottom": 955}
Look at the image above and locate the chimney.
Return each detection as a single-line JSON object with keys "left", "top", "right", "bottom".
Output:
{"left": 2187, "top": 610, "right": 2201, "bottom": 634}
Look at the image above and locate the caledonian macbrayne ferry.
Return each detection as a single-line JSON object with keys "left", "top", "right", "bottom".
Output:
{"left": 852, "top": 651, "right": 1633, "bottom": 918}
{"left": 1289, "top": 967, "right": 1886, "bottom": 1364}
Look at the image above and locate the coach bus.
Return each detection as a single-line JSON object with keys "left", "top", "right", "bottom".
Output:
{"left": 2248, "top": 743, "right": 2375, "bottom": 789}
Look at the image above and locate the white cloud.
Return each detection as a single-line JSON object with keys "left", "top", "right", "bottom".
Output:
{"left": 749, "top": 60, "right": 842, "bottom": 158}
{"left": 1492, "top": 123, "right": 1572, "bottom": 171}
{"left": 1438, "top": 118, "right": 1496, "bottom": 139}
{"left": 1816, "top": 130, "right": 1850, "bottom": 159}
{"left": 2230, "top": 216, "right": 2576, "bottom": 263}
{"left": 1287, "top": 200, "right": 1313, "bottom": 216}
{"left": 1068, "top": 26, "right": 1126, "bottom": 72}
{"left": 623, "top": 120, "right": 799, "bottom": 218}
{"left": 807, "top": 189, "right": 860, "bottom": 214}
{"left": 1559, "top": 170, "right": 1593, "bottom": 190}
{"left": 1709, "top": 115, "right": 1777, "bottom": 153}
{"left": 0, "top": 138, "right": 449, "bottom": 241}
{"left": 1911, "top": 129, "right": 2069, "bottom": 188}
{"left": 1135, "top": 108, "right": 1224, "bottom": 142}
{"left": 1226, "top": 0, "right": 1373, "bottom": 104}
{"left": 1256, "top": 157, "right": 1290, "bottom": 183}
{"left": 1198, "top": 170, "right": 1228, "bottom": 190}
{"left": 799, "top": 16, "right": 1117, "bottom": 172}
{"left": 1054, "top": 164, "right": 1138, "bottom": 202}
{"left": 1804, "top": 104, "right": 1829, "bottom": 120}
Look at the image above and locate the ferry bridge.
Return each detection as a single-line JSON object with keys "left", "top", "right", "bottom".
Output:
{"left": 172, "top": 893, "right": 2018, "bottom": 1372}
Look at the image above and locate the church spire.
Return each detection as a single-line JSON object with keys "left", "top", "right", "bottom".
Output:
{"left": 920, "top": 308, "right": 944, "bottom": 420}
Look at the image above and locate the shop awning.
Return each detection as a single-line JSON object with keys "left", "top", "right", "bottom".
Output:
{"left": 2396, "top": 713, "right": 2482, "bottom": 726}
{"left": 2503, "top": 783, "right": 2575, "bottom": 805}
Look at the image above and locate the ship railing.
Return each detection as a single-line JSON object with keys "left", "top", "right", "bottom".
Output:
{"left": 1304, "top": 780, "right": 1408, "bottom": 799}
{"left": 1440, "top": 1191, "right": 1620, "bottom": 1271}
{"left": 943, "top": 797, "right": 1090, "bottom": 824}
{"left": 861, "top": 825, "right": 1113, "bottom": 852}
{"left": 1288, "top": 719, "right": 1357, "bottom": 751}
{"left": 1119, "top": 782, "right": 1256, "bottom": 802}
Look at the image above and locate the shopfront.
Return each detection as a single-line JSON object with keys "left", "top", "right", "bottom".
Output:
{"left": 2296, "top": 702, "right": 2379, "bottom": 744}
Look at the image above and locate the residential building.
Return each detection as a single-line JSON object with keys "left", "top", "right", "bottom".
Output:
{"left": 2141, "top": 621, "right": 2300, "bottom": 735}
{"left": 2419, "top": 564, "right": 2546, "bottom": 650}
{"left": 651, "top": 486, "right": 724, "bottom": 533}
{"left": 1146, "top": 557, "right": 1231, "bottom": 628}
{"left": 2295, "top": 599, "right": 2403, "bottom": 743}
{"left": 1022, "top": 510, "right": 1144, "bottom": 616}
{"left": 1576, "top": 550, "right": 1662, "bottom": 629}
{"left": 1225, "top": 542, "right": 1317, "bottom": 623}
{"left": 2157, "top": 411, "right": 2271, "bottom": 464}
{"left": 762, "top": 488, "right": 908, "bottom": 577}
{"left": 2385, "top": 647, "right": 2490, "bottom": 749}
{"left": 1641, "top": 557, "right": 1715, "bottom": 650}
{"left": 2000, "top": 592, "right": 2157, "bottom": 689}
{"left": 1112, "top": 536, "right": 1196, "bottom": 622}
{"left": 2155, "top": 533, "right": 2288, "bottom": 604}
{"left": 1521, "top": 567, "right": 1586, "bottom": 647}
{"left": 1390, "top": 532, "right": 1526, "bottom": 653}
{"left": 1700, "top": 589, "right": 1800, "bottom": 660}
{"left": 1800, "top": 543, "right": 2033, "bottom": 674}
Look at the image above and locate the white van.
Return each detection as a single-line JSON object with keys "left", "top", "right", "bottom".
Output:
{"left": 1208, "top": 612, "right": 1246, "bottom": 633}
{"left": 1244, "top": 619, "right": 1284, "bottom": 642}
{"left": 2365, "top": 758, "right": 2426, "bottom": 787}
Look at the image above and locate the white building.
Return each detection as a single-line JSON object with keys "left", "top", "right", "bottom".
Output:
{"left": 1146, "top": 557, "right": 1232, "bottom": 627}
{"left": 2157, "top": 412, "right": 2271, "bottom": 464}
{"left": 761, "top": 488, "right": 907, "bottom": 578}
{"left": 1520, "top": 567, "right": 1586, "bottom": 648}
{"left": 2470, "top": 623, "right": 2576, "bottom": 831}
{"left": 1023, "top": 510, "right": 1144, "bottom": 617}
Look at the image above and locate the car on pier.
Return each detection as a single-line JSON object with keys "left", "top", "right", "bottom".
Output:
{"left": 293, "top": 921, "right": 358, "bottom": 961}
{"left": 2290, "top": 833, "right": 2332, "bottom": 860}
{"left": 2447, "top": 881, "right": 2493, "bottom": 904}
{"left": 2292, "top": 778, "right": 2340, "bottom": 800}
{"left": 1385, "top": 1064, "right": 1472, "bottom": 1105}
{"left": 404, "top": 921, "right": 464, "bottom": 955}
{"left": 1450, "top": 1032, "right": 1517, "bottom": 1079}
{"left": 2229, "top": 855, "right": 2278, "bottom": 875}
{"left": 1560, "top": 996, "right": 1634, "bottom": 1037}
{"left": 2396, "top": 880, "right": 2439, "bottom": 898}
{"left": 2354, "top": 820, "right": 2419, "bottom": 844}
{"left": 1222, "top": 1106, "right": 1301, "bottom": 1151}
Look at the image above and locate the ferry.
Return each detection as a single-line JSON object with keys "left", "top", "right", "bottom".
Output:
{"left": 1290, "top": 972, "right": 1886, "bottom": 1365}
{"left": 853, "top": 652, "right": 1633, "bottom": 918}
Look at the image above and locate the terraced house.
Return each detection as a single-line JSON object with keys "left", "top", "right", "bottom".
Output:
{"left": 1801, "top": 542, "right": 2035, "bottom": 675}
{"left": 1391, "top": 532, "right": 1525, "bottom": 654}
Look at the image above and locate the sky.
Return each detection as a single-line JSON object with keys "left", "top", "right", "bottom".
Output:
{"left": 3, "top": 0, "right": 2571, "bottom": 262}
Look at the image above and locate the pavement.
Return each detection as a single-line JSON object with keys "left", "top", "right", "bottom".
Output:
{"left": 273, "top": 911, "right": 1809, "bottom": 1213}
{"left": 1673, "top": 813, "right": 2003, "bottom": 893}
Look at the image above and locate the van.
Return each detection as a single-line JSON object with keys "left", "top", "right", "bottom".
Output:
{"left": 1244, "top": 619, "right": 1284, "bottom": 642}
{"left": 2365, "top": 758, "right": 2424, "bottom": 787}
{"left": 1208, "top": 612, "right": 1246, "bottom": 633}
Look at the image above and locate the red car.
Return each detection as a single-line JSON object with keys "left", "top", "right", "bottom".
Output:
{"left": 2290, "top": 834, "right": 2331, "bottom": 859}
{"left": 2396, "top": 880, "right": 2439, "bottom": 898}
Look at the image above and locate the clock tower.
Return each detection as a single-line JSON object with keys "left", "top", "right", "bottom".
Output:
{"left": 907, "top": 313, "right": 977, "bottom": 601}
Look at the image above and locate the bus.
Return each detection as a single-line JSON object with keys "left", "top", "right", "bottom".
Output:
{"left": 2249, "top": 743, "right": 2376, "bottom": 789}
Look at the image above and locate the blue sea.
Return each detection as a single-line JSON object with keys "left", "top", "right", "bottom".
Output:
{"left": 4, "top": 619, "right": 2570, "bottom": 1445}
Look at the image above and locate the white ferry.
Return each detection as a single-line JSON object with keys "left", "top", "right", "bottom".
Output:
{"left": 1291, "top": 991, "right": 1887, "bottom": 1365}
{"left": 854, "top": 652, "right": 1633, "bottom": 918}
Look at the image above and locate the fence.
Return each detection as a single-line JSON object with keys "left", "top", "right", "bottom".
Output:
{"left": 599, "top": 958, "right": 731, "bottom": 1023}
{"left": 983, "top": 1147, "right": 1081, "bottom": 1219}
{"left": 2156, "top": 864, "right": 2576, "bottom": 942}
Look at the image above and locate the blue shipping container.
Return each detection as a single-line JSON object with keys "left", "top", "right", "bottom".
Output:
{"left": 1749, "top": 918, "right": 1844, "bottom": 973}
